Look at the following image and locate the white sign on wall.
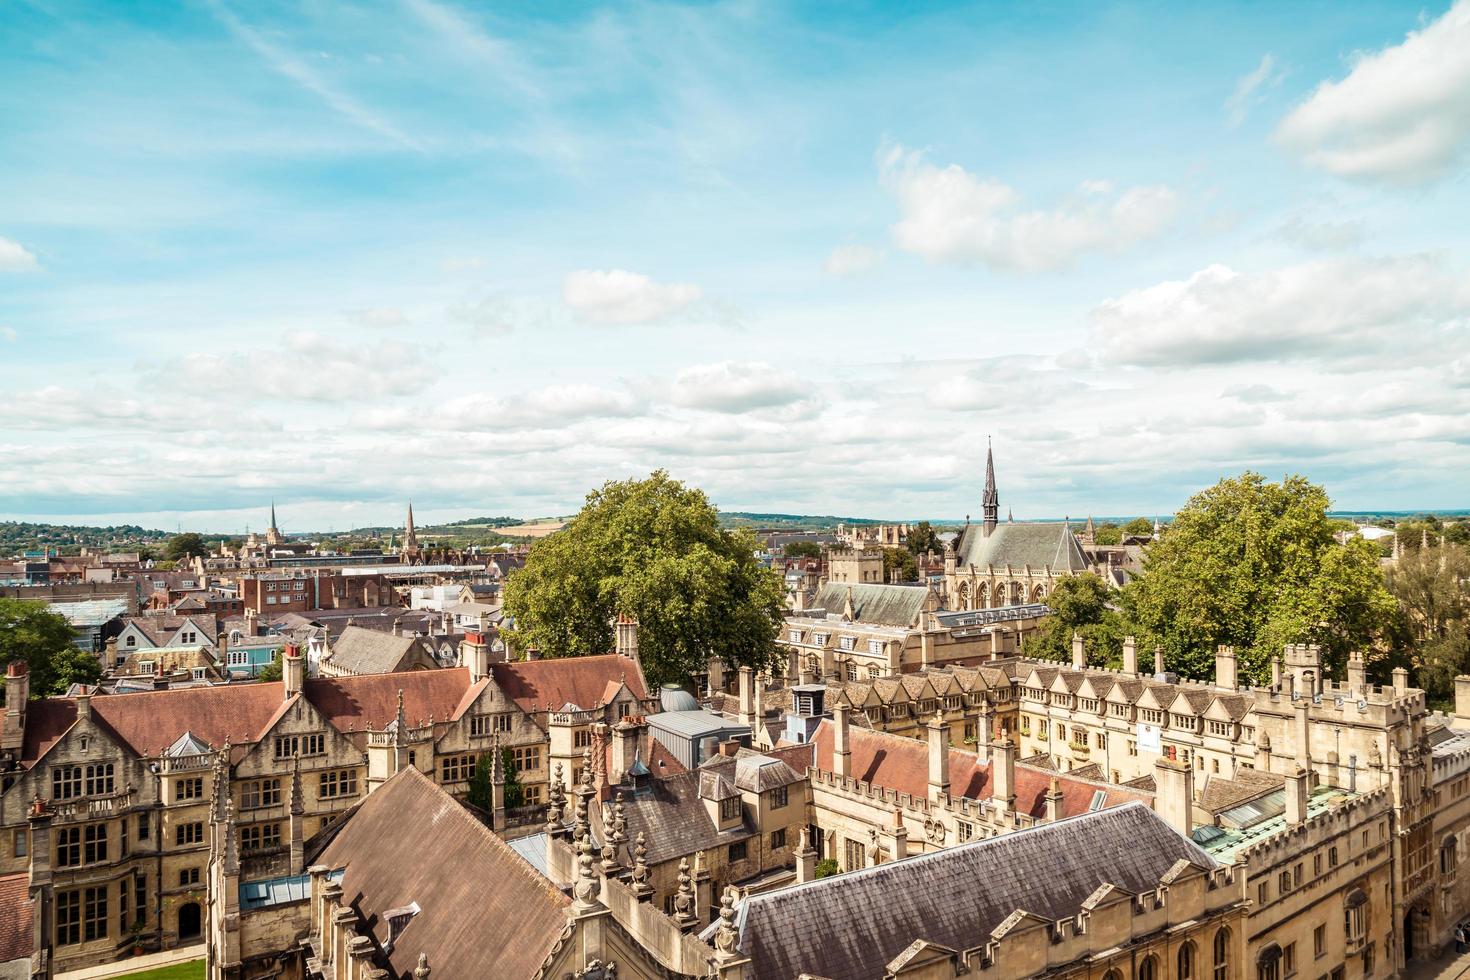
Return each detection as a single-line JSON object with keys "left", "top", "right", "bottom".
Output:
{"left": 1137, "top": 722, "right": 1162, "bottom": 754}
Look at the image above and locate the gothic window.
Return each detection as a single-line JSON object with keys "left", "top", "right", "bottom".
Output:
{"left": 957, "top": 582, "right": 971, "bottom": 610}
{"left": 1213, "top": 928, "right": 1230, "bottom": 980}
{"left": 1138, "top": 954, "right": 1158, "bottom": 980}
{"left": 1344, "top": 889, "right": 1368, "bottom": 947}
{"left": 1256, "top": 943, "right": 1282, "bottom": 980}
{"left": 1178, "top": 940, "right": 1196, "bottom": 980}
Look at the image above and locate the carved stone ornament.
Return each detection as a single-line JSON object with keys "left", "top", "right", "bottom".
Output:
{"left": 573, "top": 959, "right": 617, "bottom": 979}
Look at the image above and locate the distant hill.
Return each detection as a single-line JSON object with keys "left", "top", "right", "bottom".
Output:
{"left": 719, "top": 512, "right": 898, "bottom": 530}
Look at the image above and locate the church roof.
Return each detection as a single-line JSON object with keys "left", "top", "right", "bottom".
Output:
{"left": 953, "top": 521, "right": 1089, "bottom": 573}
{"left": 810, "top": 583, "right": 928, "bottom": 627}
{"left": 715, "top": 802, "right": 1216, "bottom": 980}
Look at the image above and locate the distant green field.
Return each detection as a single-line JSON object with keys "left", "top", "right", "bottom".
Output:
{"left": 113, "top": 960, "right": 205, "bottom": 980}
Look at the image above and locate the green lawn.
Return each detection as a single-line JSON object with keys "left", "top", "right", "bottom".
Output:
{"left": 112, "top": 961, "right": 205, "bottom": 980}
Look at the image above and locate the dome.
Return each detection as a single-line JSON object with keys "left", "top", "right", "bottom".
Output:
{"left": 659, "top": 686, "right": 699, "bottom": 712}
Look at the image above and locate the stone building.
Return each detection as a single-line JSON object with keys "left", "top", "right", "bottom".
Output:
{"left": 0, "top": 639, "right": 648, "bottom": 975}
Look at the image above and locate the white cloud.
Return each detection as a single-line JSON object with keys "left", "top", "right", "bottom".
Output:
{"left": 346, "top": 307, "right": 409, "bottom": 329}
{"left": 169, "top": 331, "right": 432, "bottom": 402}
{"left": 1277, "top": 215, "right": 1364, "bottom": 252}
{"left": 1091, "top": 255, "right": 1470, "bottom": 367}
{"left": 0, "top": 326, "right": 16, "bottom": 343}
{"left": 0, "top": 236, "right": 39, "bottom": 272}
{"left": 563, "top": 269, "right": 703, "bottom": 324}
{"left": 670, "top": 361, "right": 808, "bottom": 413}
{"left": 823, "top": 244, "right": 884, "bottom": 277}
{"left": 1276, "top": 0, "right": 1470, "bottom": 184}
{"left": 878, "top": 145, "right": 1179, "bottom": 272}
{"left": 1224, "top": 54, "right": 1285, "bottom": 126}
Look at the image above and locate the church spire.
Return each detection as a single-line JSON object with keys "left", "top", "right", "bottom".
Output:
{"left": 269, "top": 500, "right": 278, "bottom": 532}
{"left": 982, "top": 438, "right": 999, "bottom": 535}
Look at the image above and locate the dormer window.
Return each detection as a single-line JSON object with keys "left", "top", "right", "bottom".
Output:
{"left": 720, "top": 797, "right": 741, "bottom": 821}
{"left": 125, "top": 635, "right": 136, "bottom": 648}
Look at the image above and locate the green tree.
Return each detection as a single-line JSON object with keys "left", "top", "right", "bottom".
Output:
{"left": 1387, "top": 543, "right": 1470, "bottom": 701}
{"left": 0, "top": 598, "right": 101, "bottom": 697}
{"left": 883, "top": 547, "right": 918, "bottom": 583}
{"left": 502, "top": 471, "right": 786, "bottom": 686}
{"left": 783, "top": 541, "right": 823, "bottom": 560}
{"left": 906, "top": 521, "right": 941, "bottom": 556}
{"left": 1121, "top": 517, "right": 1155, "bottom": 538}
{"left": 814, "top": 858, "right": 840, "bottom": 879}
{"left": 257, "top": 648, "right": 283, "bottom": 682}
{"left": 1121, "top": 473, "right": 1397, "bottom": 683}
{"left": 1093, "top": 522, "right": 1122, "bottom": 546}
{"left": 467, "top": 752, "right": 493, "bottom": 812}
{"left": 501, "top": 747, "right": 524, "bottom": 809}
{"left": 163, "top": 532, "right": 208, "bottom": 561}
{"left": 1023, "top": 573, "right": 1125, "bottom": 665}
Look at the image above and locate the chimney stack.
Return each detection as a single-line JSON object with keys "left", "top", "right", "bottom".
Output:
{"left": 1285, "top": 766, "right": 1310, "bottom": 827}
{"left": 832, "top": 701, "right": 852, "bottom": 779}
{"left": 1295, "top": 700, "right": 1312, "bottom": 771}
{"left": 1455, "top": 676, "right": 1470, "bottom": 725}
{"left": 1153, "top": 757, "right": 1194, "bottom": 838}
{"left": 1215, "top": 645, "right": 1237, "bottom": 690}
{"left": 795, "top": 829, "right": 817, "bottom": 884}
{"left": 610, "top": 718, "right": 639, "bottom": 785}
{"left": 738, "top": 666, "right": 755, "bottom": 727}
{"left": 283, "top": 642, "right": 305, "bottom": 698}
{"left": 927, "top": 712, "right": 950, "bottom": 801}
{"left": 1071, "top": 633, "right": 1086, "bottom": 671}
{"left": 1044, "top": 777, "right": 1064, "bottom": 822}
{"left": 1348, "top": 651, "right": 1367, "bottom": 697}
{"left": 1392, "top": 667, "right": 1408, "bottom": 696}
{"left": 1153, "top": 645, "right": 1165, "bottom": 677}
{"left": 2, "top": 662, "right": 28, "bottom": 753}
{"left": 991, "top": 734, "right": 1015, "bottom": 815}
{"left": 1122, "top": 636, "right": 1138, "bottom": 676}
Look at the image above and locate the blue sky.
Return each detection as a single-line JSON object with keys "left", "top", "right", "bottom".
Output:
{"left": 2, "top": 0, "right": 1469, "bottom": 533}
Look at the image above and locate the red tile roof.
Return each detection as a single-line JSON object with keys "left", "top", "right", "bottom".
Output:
{"left": 305, "top": 668, "right": 475, "bottom": 741}
{"left": 0, "top": 872, "right": 34, "bottom": 964}
{"left": 490, "top": 655, "right": 647, "bottom": 714}
{"left": 810, "top": 721, "right": 1148, "bottom": 820}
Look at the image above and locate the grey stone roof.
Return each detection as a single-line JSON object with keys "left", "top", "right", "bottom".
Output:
{"left": 732, "top": 755, "right": 802, "bottom": 793}
{"left": 954, "top": 521, "right": 1089, "bottom": 573}
{"left": 322, "top": 625, "right": 421, "bottom": 675}
{"left": 598, "top": 770, "right": 754, "bottom": 868}
{"left": 719, "top": 802, "right": 1215, "bottom": 980}
{"left": 811, "top": 583, "right": 929, "bottom": 627}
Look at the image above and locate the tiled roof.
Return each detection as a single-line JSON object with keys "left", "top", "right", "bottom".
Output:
{"left": 601, "top": 769, "right": 754, "bottom": 867}
{"left": 954, "top": 521, "right": 1089, "bottom": 573}
{"left": 322, "top": 625, "right": 422, "bottom": 675}
{"left": 319, "top": 767, "right": 569, "bottom": 979}
{"left": 305, "top": 669, "right": 476, "bottom": 745}
{"left": 811, "top": 582, "right": 929, "bottom": 627}
{"left": 490, "top": 655, "right": 647, "bottom": 714}
{"left": 1199, "top": 767, "right": 1285, "bottom": 814}
{"left": 717, "top": 802, "right": 1215, "bottom": 980}
{"left": 120, "top": 613, "right": 219, "bottom": 647}
{"left": 810, "top": 721, "right": 1147, "bottom": 820}
{"left": 0, "top": 873, "right": 33, "bottom": 965}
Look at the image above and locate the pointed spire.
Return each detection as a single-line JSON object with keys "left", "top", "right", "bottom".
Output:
{"left": 982, "top": 437, "right": 999, "bottom": 534}
{"left": 270, "top": 499, "right": 278, "bottom": 532}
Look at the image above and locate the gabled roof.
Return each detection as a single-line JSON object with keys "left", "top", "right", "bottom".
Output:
{"left": 489, "top": 655, "right": 647, "bottom": 715}
{"left": 716, "top": 802, "right": 1215, "bottom": 980}
{"left": 810, "top": 721, "right": 1146, "bottom": 819}
{"left": 319, "top": 767, "right": 569, "bottom": 979}
{"left": 810, "top": 583, "right": 929, "bottom": 627}
{"left": 605, "top": 769, "right": 754, "bottom": 867}
{"left": 953, "top": 521, "right": 1089, "bottom": 574}
{"left": 305, "top": 669, "right": 476, "bottom": 745}
{"left": 322, "top": 625, "right": 424, "bottom": 675}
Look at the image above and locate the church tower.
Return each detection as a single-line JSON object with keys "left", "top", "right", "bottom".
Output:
{"left": 401, "top": 501, "right": 421, "bottom": 560}
{"left": 264, "top": 501, "right": 285, "bottom": 546}
{"left": 981, "top": 439, "right": 999, "bottom": 536}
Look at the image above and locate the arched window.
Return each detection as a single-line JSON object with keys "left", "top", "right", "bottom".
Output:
{"left": 1213, "top": 927, "right": 1230, "bottom": 980}
{"left": 1102, "top": 970, "right": 1123, "bottom": 980}
{"left": 957, "top": 582, "right": 971, "bottom": 610}
{"left": 1138, "top": 954, "right": 1158, "bottom": 980}
{"left": 1178, "top": 940, "right": 1196, "bottom": 980}
{"left": 1256, "top": 943, "right": 1282, "bottom": 980}
{"left": 1344, "top": 888, "right": 1368, "bottom": 947}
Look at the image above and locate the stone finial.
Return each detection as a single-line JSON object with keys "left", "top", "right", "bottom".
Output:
{"left": 612, "top": 792, "right": 627, "bottom": 847}
{"left": 630, "top": 831, "right": 653, "bottom": 900}
{"left": 413, "top": 953, "right": 431, "bottom": 979}
{"left": 672, "top": 857, "right": 697, "bottom": 929}
{"left": 713, "top": 886, "right": 741, "bottom": 960}
{"left": 599, "top": 797, "right": 619, "bottom": 876}
{"left": 545, "top": 763, "right": 566, "bottom": 833}
{"left": 571, "top": 810, "right": 601, "bottom": 911}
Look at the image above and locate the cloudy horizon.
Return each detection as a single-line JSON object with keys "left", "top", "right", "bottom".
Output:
{"left": 4, "top": 1, "right": 1469, "bottom": 533}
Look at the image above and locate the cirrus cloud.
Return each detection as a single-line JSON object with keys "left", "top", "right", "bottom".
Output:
{"left": 878, "top": 144, "right": 1179, "bottom": 272}
{"left": 563, "top": 269, "right": 703, "bottom": 324}
{"left": 1276, "top": 0, "right": 1470, "bottom": 184}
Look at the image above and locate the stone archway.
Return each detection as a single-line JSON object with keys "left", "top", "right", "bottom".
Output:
{"left": 178, "top": 901, "right": 202, "bottom": 941}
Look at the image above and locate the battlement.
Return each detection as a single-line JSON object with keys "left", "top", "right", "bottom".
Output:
{"left": 1231, "top": 785, "right": 1392, "bottom": 868}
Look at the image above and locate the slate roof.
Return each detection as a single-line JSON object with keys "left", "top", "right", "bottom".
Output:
{"left": 491, "top": 655, "right": 647, "bottom": 714}
{"left": 322, "top": 625, "right": 424, "bottom": 675}
{"left": 717, "top": 802, "right": 1216, "bottom": 980}
{"left": 0, "top": 873, "right": 33, "bottom": 966}
{"left": 600, "top": 769, "right": 755, "bottom": 867}
{"left": 953, "top": 521, "right": 1089, "bottom": 573}
{"left": 810, "top": 721, "right": 1146, "bottom": 819}
{"left": 319, "top": 767, "right": 569, "bottom": 979}
{"left": 1199, "top": 767, "right": 1285, "bottom": 814}
{"left": 810, "top": 583, "right": 929, "bottom": 627}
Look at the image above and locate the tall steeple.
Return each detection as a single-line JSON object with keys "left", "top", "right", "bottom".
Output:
{"left": 982, "top": 438, "right": 999, "bottom": 536}
{"left": 270, "top": 500, "right": 278, "bottom": 533}
{"left": 402, "top": 501, "right": 421, "bottom": 558}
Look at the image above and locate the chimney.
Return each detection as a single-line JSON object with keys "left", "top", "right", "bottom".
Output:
{"left": 990, "top": 736, "right": 1017, "bottom": 818}
{"left": 754, "top": 672, "right": 767, "bottom": 725}
{"left": 1285, "top": 766, "right": 1310, "bottom": 827}
{"left": 738, "top": 667, "right": 755, "bottom": 727}
{"left": 1295, "top": 700, "right": 1311, "bottom": 771}
{"left": 975, "top": 700, "right": 995, "bottom": 762}
{"left": 392, "top": 617, "right": 402, "bottom": 637}
{"left": 927, "top": 713, "right": 949, "bottom": 801}
{"left": 283, "top": 642, "right": 305, "bottom": 699}
{"left": 1215, "top": 645, "right": 1237, "bottom": 690}
{"left": 1456, "top": 676, "right": 1470, "bottom": 725}
{"left": 832, "top": 701, "right": 852, "bottom": 779}
{"left": 1071, "top": 633, "right": 1086, "bottom": 671}
{"left": 1122, "top": 636, "right": 1138, "bottom": 676}
{"left": 1044, "top": 777, "right": 1064, "bottom": 822}
{"left": 615, "top": 615, "right": 640, "bottom": 666}
{"left": 610, "top": 718, "right": 639, "bottom": 785}
{"left": 2, "top": 662, "right": 28, "bottom": 753}
{"left": 1153, "top": 645, "right": 1165, "bottom": 677}
{"left": 795, "top": 828, "right": 817, "bottom": 884}
{"left": 76, "top": 689, "right": 92, "bottom": 722}
{"left": 1348, "top": 651, "right": 1367, "bottom": 697}
{"left": 1392, "top": 667, "right": 1408, "bottom": 696}
{"left": 1153, "top": 757, "right": 1194, "bottom": 838}
{"left": 1270, "top": 655, "right": 1282, "bottom": 689}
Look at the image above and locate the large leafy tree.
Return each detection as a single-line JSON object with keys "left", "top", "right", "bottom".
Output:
{"left": 906, "top": 521, "right": 941, "bottom": 556}
{"left": 1024, "top": 573, "right": 1125, "bottom": 665}
{"left": 1121, "top": 473, "right": 1396, "bottom": 683}
{"left": 0, "top": 598, "right": 102, "bottom": 696}
{"left": 883, "top": 547, "right": 918, "bottom": 583}
{"left": 502, "top": 471, "right": 786, "bottom": 686}
{"left": 1387, "top": 543, "right": 1470, "bottom": 701}
{"left": 163, "top": 532, "right": 208, "bottom": 561}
